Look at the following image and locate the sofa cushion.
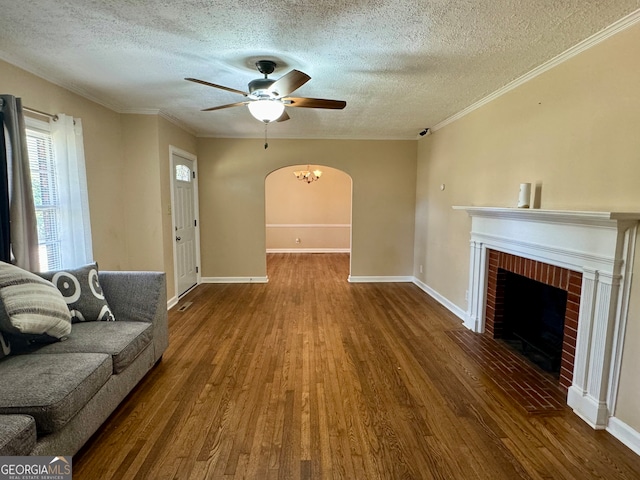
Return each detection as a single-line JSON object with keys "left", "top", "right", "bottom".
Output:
{"left": 0, "top": 261, "right": 72, "bottom": 341}
{"left": 35, "top": 321, "right": 152, "bottom": 374}
{"left": 0, "top": 415, "right": 36, "bottom": 455}
{"left": 0, "top": 353, "right": 112, "bottom": 434}
{"left": 38, "top": 263, "right": 115, "bottom": 323}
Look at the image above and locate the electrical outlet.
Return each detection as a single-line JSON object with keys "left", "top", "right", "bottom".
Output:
{"left": 419, "top": 265, "right": 423, "bottom": 274}
{"left": 295, "top": 238, "right": 301, "bottom": 244}
{"left": 465, "top": 290, "right": 469, "bottom": 301}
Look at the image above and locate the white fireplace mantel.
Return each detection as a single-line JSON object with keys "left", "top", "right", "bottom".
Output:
{"left": 453, "top": 206, "right": 640, "bottom": 430}
{"left": 453, "top": 206, "right": 640, "bottom": 225}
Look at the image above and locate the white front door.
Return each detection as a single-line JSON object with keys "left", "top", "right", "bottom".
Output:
{"left": 172, "top": 153, "right": 198, "bottom": 296}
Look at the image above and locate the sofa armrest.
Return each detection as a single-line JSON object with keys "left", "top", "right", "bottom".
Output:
{"left": 98, "top": 271, "right": 168, "bottom": 362}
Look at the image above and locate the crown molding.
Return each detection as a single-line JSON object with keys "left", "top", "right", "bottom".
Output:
{"left": 118, "top": 109, "right": 197, "bottom": 136}
{"left": 195, "top": 132, "right": 417, "bottom": 140}
{"left": 120, "top": 108, "right": 161, "bottom": 115}
{"left": 0, "top": 52, "right": 125, "bottom": 113}
{"left": 158, "top": 111, "right": 198, "bottom": 136}
{"left": 431, "top": 8, "right": 640, "bottom": 133}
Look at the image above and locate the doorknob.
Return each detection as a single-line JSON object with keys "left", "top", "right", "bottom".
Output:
{"left": 176, "top": 236, "right": 181, "bottom": 241}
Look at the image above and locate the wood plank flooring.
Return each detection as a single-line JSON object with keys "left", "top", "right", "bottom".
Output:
{"left": 73, "top": 253, "right": 640, "bottom": 479}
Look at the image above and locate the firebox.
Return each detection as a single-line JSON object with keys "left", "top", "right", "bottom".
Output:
{"left": 500, "top": 271, "right": 568, "bottom": 376}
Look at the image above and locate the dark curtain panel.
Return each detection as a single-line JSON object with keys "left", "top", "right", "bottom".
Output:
{"left": 0, "top": 110, "right": 11, "bottom": 262}
{"left": 0, "top": 94, "right": 38, "bottom": 270}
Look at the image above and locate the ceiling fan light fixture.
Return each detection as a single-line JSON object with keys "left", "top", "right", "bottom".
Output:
{"left": 187, "top": 60, "right": 346, "bottom": 134}
{"left": 247, "top": 99, "right": 285, "bottom": 123}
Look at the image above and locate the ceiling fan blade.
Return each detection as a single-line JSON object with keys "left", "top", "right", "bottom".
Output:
{"left": 201, "top": 102, "right": 248, "bottom": 112}
{"left": 276, "top": 111, "right": 290, "bottom": 122}
{"left": 283, "top": 97, "right": 347, "bottom": 109}
{"left": 185, "top": 77, "right": 248, "bottom": 97}
{"left": 269, "top": 70, "right": 311, "bottom": 97}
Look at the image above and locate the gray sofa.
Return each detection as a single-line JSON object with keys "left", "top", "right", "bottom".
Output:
{"left": 0, "top": 271, "right": 168, "bottom": 456}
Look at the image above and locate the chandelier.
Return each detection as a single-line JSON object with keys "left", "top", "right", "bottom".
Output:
{"left": 293, "top": 166, "right": 323, "bottom": 183}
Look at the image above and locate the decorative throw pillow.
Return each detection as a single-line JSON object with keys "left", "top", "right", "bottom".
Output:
{"left": 0, "top": 261, "right": 72, "bottom": 341}
{"left": 38, "top": 263, "right": 116, "bottom": 323}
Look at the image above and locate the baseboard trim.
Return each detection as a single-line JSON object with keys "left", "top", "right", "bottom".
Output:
{"left": 607, "top": 417, "right": 640, "bottom": 456}
{"left": 412, "top": 277, "right": 467, "bottom": 322}
{"left": 266, "top": 224, "right": 350, "bottom": 228}
{"left": 567, "top": 386, "right": 608, "bottom": 429}
{"left": 266, "top": 248, "right": 351, "bottom": 253}
{"left": 167, "top": 296, "right": 179, "bottom": 310}
{"left": 347, "top": 275, "right": 413, "bottom": 283}
{"left": 201, "top": 276, "right": 269, "bottom": 284}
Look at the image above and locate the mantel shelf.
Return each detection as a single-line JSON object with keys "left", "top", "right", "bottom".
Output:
{"left": 452, "top": 206, "right": 640, "bottom": 227}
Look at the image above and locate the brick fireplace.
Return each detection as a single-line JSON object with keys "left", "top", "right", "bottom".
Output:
{"left": 484, "top": 249, "right": 581, "bottom": 390}
{"left": 454, "top": 206, "right": 639, "bottom": 429}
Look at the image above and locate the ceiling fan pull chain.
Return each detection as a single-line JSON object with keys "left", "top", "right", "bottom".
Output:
{"left": 264, "top": 122, "right": 269, "bottom": 149}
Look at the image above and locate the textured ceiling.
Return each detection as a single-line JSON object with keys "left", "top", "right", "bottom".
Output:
{"left": 0, "top": 1, "right": 638, "bottom": 139}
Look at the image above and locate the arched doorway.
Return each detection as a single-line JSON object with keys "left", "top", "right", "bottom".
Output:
{"left": 265, "top": 164, "right": 353, "bottom": 277}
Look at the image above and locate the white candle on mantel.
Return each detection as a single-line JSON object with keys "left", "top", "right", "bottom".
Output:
{"left": 518, "top": 183, "right": 531, "bottom": 208}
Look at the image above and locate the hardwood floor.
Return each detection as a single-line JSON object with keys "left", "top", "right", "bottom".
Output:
{"left": 73, "top": 253, "right": 640, "bottom": 479}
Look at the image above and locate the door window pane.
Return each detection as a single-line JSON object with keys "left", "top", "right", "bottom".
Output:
{"left": 176, "top": 164, "right": 191, "bottom": 182}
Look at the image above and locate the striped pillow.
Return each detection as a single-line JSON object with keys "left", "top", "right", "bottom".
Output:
{"left": 0, "top": 261, "right": 71, "bottom": 341}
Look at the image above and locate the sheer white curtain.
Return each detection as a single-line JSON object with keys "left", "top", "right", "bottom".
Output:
{"left": 51, "top": 114, "right": 93, "bottom": 267}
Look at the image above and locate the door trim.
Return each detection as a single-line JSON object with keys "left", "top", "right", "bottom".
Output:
{"left": 169, "top": 146, "right": 201, "bottom": 303}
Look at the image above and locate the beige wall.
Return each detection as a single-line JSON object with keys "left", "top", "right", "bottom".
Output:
{"left": 114, "top": 114, "right": 198, "bottom": 300}
{"left": 265, "top": 165, "right": 351, "bottom": 251}
{"left": 121, "top": 115, "right": 163, "bottom": 271}
{"left": 0, "top": 59, "right": 127, "bottom": 269}
{"left": 414, "top": 23, "right": 640, "bottom": 430}
{"left": 197, "top": 138, "right": 416, "bottom": 278}
{"left": 1, "top": 61, "right": 197, "bottom": 302}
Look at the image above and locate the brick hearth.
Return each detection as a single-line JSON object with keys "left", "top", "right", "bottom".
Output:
{"left": 446, "top": 329, "right": 566, "bottom": 415}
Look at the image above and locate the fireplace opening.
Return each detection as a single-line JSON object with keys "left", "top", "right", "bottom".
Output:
{"left": 500, "top": 270, "right": 568, "bottom": 376}
{"left": 485, "top": 249, "right": 582, "bottom": 389}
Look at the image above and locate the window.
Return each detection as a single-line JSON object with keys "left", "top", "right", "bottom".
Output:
{"left": 176, "top": 164, "right": 191, "bottom": 182}
{"left": 26, "top": 119, "right": 62, "bottom": 270}
{"left": 25, "top": 114, "right": 93, "bottom": 272}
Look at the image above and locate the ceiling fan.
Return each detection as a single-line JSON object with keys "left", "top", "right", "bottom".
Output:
{"left": 185, "top": 60, "right": 346, "bottom": 124}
